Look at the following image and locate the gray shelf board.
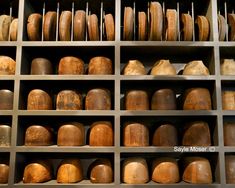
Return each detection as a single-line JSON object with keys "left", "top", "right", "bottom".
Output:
{"left": 221, "top": 76, "right": 235, "bottom": 81}
{"left": 222, "top": 111, "right": 235, "bottom": 116}
{"left": 0, "top": 111, "right": 13, "bottom": 116}
{"left": 0, "top": 147, "right": 11, "bottom": 152}
{"left": 218, "top": 42, "right": 235, "bottom": 47}
{"left": 0, "top": 42, "right": 19, "bottom": 47}
{"left": 0, "top": 185, "right": 8, "bottom": 187}
{"left": 0, "top": 76, "right": 15, "bottom": 80}
{"left": 224, "top": 147, "right": 235, "bottom": 152}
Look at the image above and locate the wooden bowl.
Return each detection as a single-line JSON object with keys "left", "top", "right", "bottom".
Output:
{"left": 225, "top": 155, "right": 235, "bottom": 183}
{"left": 85, "top": 88, "right": 111, "bottom": 110}
{"left": 182, "top": 157, "right": 212, "bottom": 184}
{"left": 224, "top": 122, "right": 235, "bottom": 146}
{"left": 0, "top": 56, "right": 16, "bottom": 75}
{"left": 88, "top": 56, "right": 113, "bottom": 75}
{"left": 151, "top": 89, "right": 176, "bottom": 110}
{"left": 0, "top": 125, "right": 11, "bottom": 146}
{"left": 182, "top": 121, "right": 211, "bottom": 146}
{"left": 150, "top": 60, "right": 176, "bottom": 75}
{"left": 123, "top": 122, "right": 149, "bottom": 146}
{"left": 58, "top": 56, "right": 84, "bottom": 75}
{"left": 123, "top": 60, "right": 146, "bottom": 75}
{"left": 57, "top": 159, "right": 83, "bottom": 183}
{"left": 122, "top": 157, "right": 149, "bottom": 184}
{"left": 152, "top": 124, "right": 178, "bottom": 146}
{"left": 0, "top": 163, "right": 9, "bottom": 183}
{"left": 23, "top": 160, "right": 53, "bottom": 183}
{"left": 152, "top": 158, "right": 180, "bottom": 183}
{"left": 56, "top": 90, "right": 82, "bottom": 110}
{"left": 57, "top": 122, "right": 85, "bottom": 146}
{"left": 89, "top": 158, "right": 113, "bottom": 183}
{"left": 30, "top": 58, "right": 53, "bottom": 75}
{"left": 27, "top": 89, "right": 52, "bottom": 110}
{"left": 24, "top": 125, "right": 53, "bottom": 146}
{"left": 183, "top": 60, "right": 210, "bottom": 75}
{"left": 0, "top": 89, "right": 13, "bottom": 110}
{"left": 183, "top": 88, "right": 212, "bottom": 110}
{"left": 89, "top": 121, "right": 113, "bottom": 146}
{"left": 222, "top": 91, "right": 235, "bottom": 110}
{"left": 125, "top": 90, "right": 149, "bottom": 110}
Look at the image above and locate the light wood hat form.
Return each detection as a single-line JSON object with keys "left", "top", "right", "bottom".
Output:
{"left": 0, "top": 125, "right": 11, "bottom": 146}
{"left": 0, "top": 89, "right": 14, "bottom": 110}
{"left": 150, "top": 60, "right": 176, "bottom": 75}
{"left": 30, "top": 58, "right": 53, "bottom": 75}
{"left": 222, "top": 90, "right": 235, "bottom": 110}
{"left": 221, "top": 59, "right": 235, "bottom": 75}
{"left": 0, "top": 56, "right": 16, "bottom": 75}
{"left": 57, "top": 159, "right": 83, "bottom": 183}
{"left": 125, "top": 90, "right": 149, "bottom": 110}
{"left": 183, "top": 60, "right": 210, "bottom": 75}
{"left": 225, "top": 155, "right": 235, "bottom": 183}
{"left": 89, "top": 158, "right": 113, "bottom": 183}
{"left": 58, "top": 56, "right": 84, "bottom": 75}
{"left": 123, "top": 60, "right": 147, "bottom": 75}
{"left": 0, "top": 163, "right": 9, "bottom": 183}
{"left": 88, "top": 56, "right": 113, "bottom": 75}
{"left": 224, "top": 122, "right": 235, "bottom": 146}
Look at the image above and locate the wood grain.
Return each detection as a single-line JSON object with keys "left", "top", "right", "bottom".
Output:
{"left": 58, "top": 56, "right": 84, "bottom": 75}
{"left": 181, "top": 13, "right": 193, "bottom": 41}
{"left": 9, "top": 18, "right": 18, "bottom": 41}
{"left": 221, "top": 59, "right": 235, "bottom": 75}
{"left": 138, "top": 12, "right": 147, "bottom": 41}
{"left": 0, "top": 89, "right": 13, "bottom": 110}
{"left": 87, "top": 14, "right": 99, "bottom": 41}
{"left": 0, "top": 15, "right": 11, "bottom": 41}
{"left": 218, "top": 14, "right": 226, "bottom": 41}
{"left": 88, "top": 56, "right": 113, "bottom": 75}
{"left": 27, "top": 13, "right": 42, "bottom": 41}
{"left": 30, "top": 58, "right": 53, "bottom": 75}
{"left": 150, "top": 59, "right": 176, "bottom": 75}
{"left": 59, "top": 11, "right": 72, "bottom": 41}
{"left": 123, "top": 7, "right": 134, "bottom": 40}
{"left": 74, "top": 10, "right": 86, "bottom": 41}
{"left": 123, "top": 60, "right": 146, "bottom": 75}
{"left": 222, "top": 91, "right": 235, "bottom": 110}
{"left": 166, "top": 9, "right": 177, "bottom": 41}
{"left": 43, "top": 11, "right": 57, "bottom": 41}
{"left": 105, "top": 14, "right": 115, "bottom": 41}
{"left": 125, "top": 90, "right": 149, "bottom": 110}
{"left": 195, "top": 16, "right": 210, "bottom": 41}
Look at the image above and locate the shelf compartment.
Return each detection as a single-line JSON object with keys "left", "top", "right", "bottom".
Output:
{"left": 0, "top": 152, "right": 10, "bottom": 185}
{"left": 0, "top": 116, "right": 12, "bottom": 147}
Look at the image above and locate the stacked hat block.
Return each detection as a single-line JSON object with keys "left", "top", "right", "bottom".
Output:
{"left": 1, "top": 0, "right": 235, "bottom": 187}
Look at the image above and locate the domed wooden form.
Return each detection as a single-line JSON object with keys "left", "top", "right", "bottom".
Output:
{"left": 225, "top": 155, "right": 235, "bottom": 183}
{"left": 85, "top": 88, "right": 111, "bottom": 110}
{"left": 152, "top": 124, "right": 178, "bottom": 146}
{"left": 123, "top": 122, "right": 149, "bottom": 146}
{"left": 56, "top": 90, "right": 82, "bottom": 110}
{"left": 89, "top": 121, "right": 114, "bottom": 146}
{"left": 123, "top": 60, "right": 146, "bottom": 75}
{"left": 125, "top": 90, "right": 149, "bottom": 110}
{"left": 224, "top": 122, "right": 235, "bottom": 146}
{"left": 27, "top": 89, "right": 52, "bottom": 110}
{"left": 183, "top": 157, "right": 212, "bottom": 184}
{"left": 23, "top": 160, "right": 53, "bottom": 183}
{"left": 183, "top": 88, "right": 212, "bottom": 110}
{"left": 150, "top": 60, "right": 176, "bottom": 75}
{"left": 221, "top": 59, "right": 235, "bottom": 75}
{"left": 152, "top": 158, "right": 180, "bottom": 184}
{"left": 0, "top": 89, "right": 13, "bottom": 110}
{"left": 89, "top": 158, "right": 113, "bottom": 183}
{"left": 0, "top": 163, "right": 9, "bottom": 183}
{"left": 88, "top": 56, "right": 113, "bottom": 75}
{"left": 183, "top": 60, "right": 210, "bottom": 75}
{"left": 57, "top": 159, "right": 83, "bottom": 183}
{"left": 183, "top": 121, "right": 211, "bottom": 146}
{"left": 151, "top": 89, "right": 176, "bottom": 110}
{"left": 0, "top": 125, "right": 11, "bottom": 146}
{"left": 58, "top": 56, "right": 84, "bottom": 75}
{"left": 222, "top": 91, "right": 235, "bottom": 110}
{"left": 57, "top": 122, "right": 85, "bottom": 146}
{"left": 0, "top": 56, "right": 16, "bottom": 75}
{"left": 122, "top": 157, "right": 149, "bottom": 184}
{"left": 25, "top": 125, "right": 53, "bottom": 146}
{"left": 30, "top": 58, "right": 53, "bottom": 75}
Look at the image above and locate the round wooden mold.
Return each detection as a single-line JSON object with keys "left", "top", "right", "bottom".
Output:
{"left": 0, "top": 56, "right": 16, "bottom": 75}
{"left": 183, "top": 60, "right": 210, "bottom": 76}
{"left": 150, "top": 60, "right": 176, "bottom": 75}
{"left": 123, "top": 60, "right": 146, "bottom": 75}
{"left": 0, "top": 163, "right": 9, "bottom": 183}
{"left": 30, "top": 58, "right": 53, "bottom": 75}
{"left": 58, "top": 56, "right": 84, "bottom": 75}
{"left": 0, "top": 125, "right": 11, "bottom": 146}
{"left": 225, "top": 155, "right": 235, "bottom": 183}
{"left": 222, "top": 91, "right": 235, "bottom": 110}
{"left": 88, "top": 56, "right": 113, "bottom": 75}
{"left": 224, "top": 122, "right": 235, "bottom": 146}
{"left": 0, "top": 89, "right": 13, "bottom": 110}
{"left": 125, "top": 90, "right": 149, "bottom": 110}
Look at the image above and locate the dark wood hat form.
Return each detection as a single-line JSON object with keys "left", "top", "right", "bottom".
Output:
{"left": 30, "top": 58, "right": 53, "bottom": 75}
{"left": 225, "top": 155, "right": 235, "bottom": 184}
{"left": 0, "top": 89, "right": 13, "bottom": 110}
{"left": 57, "top": 122, "right": 85, "bottom": 146}
{"left": 88, "top": 56, "right": 113, "bottom": 75}
{"left": 224, "top": 122, "right": 235, "bottom": 146}
{"left": 89, "top": 158, "right": 113, "bottom": 183}
{"left": 89, "top": 121, "right": 114, "bottom": 146}
{"left": 58, "top": 56, "right": 84, "bottom": 75}
{"left": 0, "top": 163, "right": 9, "bottom": 183}
{"left": 57, "top": 159, "right": 83, "bottom": 183}
{"left": 125, "top": 90, "right": 149, "bottom": 110}
{"left": 0, "top": 125, "right": 11, "bottom": 146}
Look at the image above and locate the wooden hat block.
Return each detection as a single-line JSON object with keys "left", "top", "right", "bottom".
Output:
{"left": 57, "top": 122, "right": 85, "bottom": 146}
{"left": 125, "top": 90, "right": 149, "bottom": 110}
{"left": 123, "top": 60, "right": 146, "bottom": 75}
{"left": 58, "top": 56, "right": 84, "bottom": 75}
{"left": 0, "top": 89, "right": 13, "bottom": 110}
{"left": 123, "top": 122, "right": 149, "bottom": 146}
{"left": 88, "top": 56, "right": 113, "bottom": 75}
{"left": 57, "top": 159, "right": 83, "bottom": 183}
{"left": 89, "top": 158, "right": 113, "bottom": 183}
{"left": 183, "top": 60, "right": 210, "bottom": 76}
{"left": 30, "top": 58, "right": 53, "bottom": 75}
{"left": 225, "top": 155, "right": 235, "bottom": 183}
{"left": 0, "top": 163, "right": 9, "bottom": 183}
{"left": 150, "top": 60, "right": 176, "bottom": 75}
{"left": 89, "top": 121, "right": 114, "bottom": 146}
{"left": 0, "top": 56, "right": 16, "bottom": 75}
{"left": 222, "top": 91, "right": 235, "bottom": 110}
{"left": 25, "top": 125, "right": 53, "bottom": 146}
{"left": 0, "top": 125, "right": 11, "bottom": 146}
{"left": 224, "top": 122, "right": 235, "bottom": 146}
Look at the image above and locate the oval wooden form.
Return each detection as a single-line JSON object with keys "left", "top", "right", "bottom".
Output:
{"left": 125, "top": 90, "right": 149, "bottom": 110}
{"left": 123, "top": 60, "right": 146, "bottom": 75}
{"left": 85, "top": 88, "right": 111, "bottom": 110}
{"left": 122, "top": 157, "right": 149, "bottom": 184}
{"left": 23, "top": 160, "right": 52, "bottom": 183}
{"left": 182, "top": 121, "right": 211, "bottom": 146}
{"left": 0, "top": 125, "right": 11, "bottom": 146}
{"left": 0, "top": 89, "right": 13, "bottom": 110}
{"left": 222, "top": 91, "right": 235, "bottom": 110}
{"left": 221, "top": 59, "right": 235, "bottom": 75}
{"left": 225, "top": 155, "right": 235, "bottom": 183}
{"left": 0, "top": 163, "right": 9, "bottom": 183}
{"left": 89, "top": 121, "right": 114, "bottom": 146}
{"left": 123, "top": 122, "right": 149, "bottom": 147}
{"left": 183, "top": 157, "right": 212, "bottom": 184}
{"left": 151, "top": 89, "right": 176, "bottom": 110}
{"left": 90, "top": 158, "right": 113, "bottom": 183}
{"left": 74, "top": 10, "right": 86, "bottom": 41}
{"left": 181, "top": 13, "right": 193, "bottom": 41}
{"left": 27, "top": 13, "right": 42, "bottom": 41}
{"left": 0, "top": 56, "right": 16, "bottom": 75}
{"left": 218, "top": 14, "right": 226, "bottom": 41}
{"left": 195, "top": 16, "right": 210, "bottom": 41}
{"left": 56, "top": 90, "right": 82, "bottom": 110}
{"left": 105, "top": 14, "right": 115, "bottom": 41}
{"left": 224, "top": 122, "right": 235, "bottom": 146}
{"left": 123, "top": 7, "right": 134, "bottom": 40}
{"left": 87, "top": 14, "right": 99, "bottom": 41}
{"left": 152, "top": 124, "right": 178, "bottom": 146}
{"left": 24, "top": 125, "right": 53, "bottom": 146}
{"left": 150, "top": 60, "right": 176, "bottom": 75}
{"left": 228, "top": 14, "right": 235, "bottom": 41}
{"left": 57, "top": 123, "right": 85, "bottom": 146}
{"left": 27, "top": 89, "right": 52, "bottom": 110}
{"left": 138, "top": 12, "right": 147, "bottom": 41}
{"left": 152, "top": 158, "right": 180, "bottom": 184}
{"left": 57, "top": 159, "right": 83, "bottom": 183}
{"left": 0, "top": 15, "right": 11, "bottom": 41}
{"left": 43, "top": 11, "right": 57, "bottom": 41}
{"left": 183, "top": 61, "right": 210, "bottom": 76}
{"left": 10, "top": 18, "right": 18, "bottom": 41}
{"left": 58, "top": 56, "right": 84, "bottom": 75}
{"left": 59, "top": 11, "right": 72, "bottom": 41}
{"left": 30, "top": 58, "right": 53, "bottom": 75}
{"left": 88, "top": 56, "right": 113, "bottom": 75}
{"left": 183, "top": 88, "right": 212, "bottom": 110}
{"left": 166, "top": 9, "right": 177, "bottom": 41}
